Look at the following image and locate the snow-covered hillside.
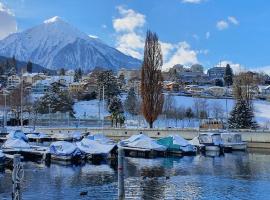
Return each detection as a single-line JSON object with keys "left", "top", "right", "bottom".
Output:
{"left": 0, "top": 16, "right": 141, "bottom": 71}
{"left": 73, "top": 96, "right": 270, "bottom": 128}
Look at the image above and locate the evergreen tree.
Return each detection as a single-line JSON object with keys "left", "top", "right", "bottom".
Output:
{"left": 97, "top": 70, "right": 121, "bottom": 102}
{"left": 59, "top": 68, "right": 66, "bottom": 76}
{"left": 215, "top": 79, "right": 224, "bottom": 87}
{"left": 26, "top": 61, "right": 33, "bottom": 73}
{"left": 10, "top": 56, "right": 17, "bottom": 73}
{"left": 74, "top": 68, "right": 83, "bottom": 82}
{"left": 228, "top": 99, "right": 258, "bottom": 129}
{"left": 35, "top": 85, "right": 74, "bottom": 116}
{"left": 118, "top": 73, "right": 126, "bottom": 90}
{"left": 224, "top": 64, "right": 233, "bottom": 86}
{"left": 108, "top": 96, "right": 125, "bottom": 127}
{"left": 124, "top": 87, "right": 139, "bottom": 116}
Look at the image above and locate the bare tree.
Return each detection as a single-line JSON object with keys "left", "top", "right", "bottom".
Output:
{"left": 163, "top": 94, "right": 175, "bottom": 117}
{"left": 141, "top": 31, "right": 164, "bottom": 128}
{"left": 211, "top": 102, "right": 224, "bottom": 120}
{"left": 193, "top": 98, "right": 208, "bottom": 119}
{"left": 233, "top": 72, "right": 257, "bottom": 104}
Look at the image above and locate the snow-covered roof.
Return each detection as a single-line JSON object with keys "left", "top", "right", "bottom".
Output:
{"left": 22, "top": 72, "right": 45, "bottom": 77}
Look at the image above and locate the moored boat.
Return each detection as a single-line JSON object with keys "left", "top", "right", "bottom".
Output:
{"left": 0, "top": 150, "right": 5, "bottom": 167}
{"left": 157, "top": 135, "right": 197, "bottom": 156}
{"left": 50, "top": 141, "right": 83, "bottom": 162}
{"left": 52, "top": 133, "right": 73, "bottom": 141}
{"left": 2, "top": 138, "right": 31, "bottom": 150}
{"left": 198, "top": 132, "right": 223, "bottom": 152}
{"left": 221, "top": 133, "right": 247, "bottom": 151}
{"left": 76, "top": 138, "right": 117, "bottom": 160}
{"left": 121, "top": 134, "right": 167, "bottom": 158}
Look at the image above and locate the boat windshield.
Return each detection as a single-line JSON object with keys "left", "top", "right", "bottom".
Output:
{"left": 233, "top": 134, "right": 242, "bottom": 143}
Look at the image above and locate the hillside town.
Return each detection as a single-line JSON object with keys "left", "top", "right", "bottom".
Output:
{"left": 1, "top": 1, "right": 270, "bottom": 200}
{"left": 0, "top": 56, "right": 269, "bottom": 129}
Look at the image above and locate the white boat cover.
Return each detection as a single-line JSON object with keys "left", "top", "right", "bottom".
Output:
{"left": 0, "top": 150, "right": 5, "bottom": 158}
{"left": 87, "top": 134, "right": 114, "bottom": 144}
{"left": 27, "top": 132, "right": 49, "bottom": 139}
{"left": 189, "top": 136, "right": 202, "bottom": 146}
{"left": 123, "top": 134, "right": 167, "bottom": 151}
{"left": 72, "top": 131, "right": 83, "bottom": 140}
{"left": 2, "top": 139, "right": 31, "bottom": 149}
{"left": 76, "top": 138, "right": 115, "bottom": 155}
{"left": 52, "top": 133, "right": 73, "bottom": 140}
{"left": 169, "top": 135, "right": 190, "bottom": 146}
{"left": 50, "top": 141, "right": 81, "bottom": 156}
{"left": 123, "top": 134, "right": 150, "bottom": 144}
{"left": 7, "top": 130, "right": 28, "bottom": 142}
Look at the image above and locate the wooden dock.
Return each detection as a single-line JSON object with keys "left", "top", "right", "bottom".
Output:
{"left": 2, "top": 147, "right": 51, "bottom": 163}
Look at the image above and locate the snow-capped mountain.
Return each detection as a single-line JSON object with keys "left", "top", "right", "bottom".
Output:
{"left": 0, "top": 16, "right": 141, "bottom": 71}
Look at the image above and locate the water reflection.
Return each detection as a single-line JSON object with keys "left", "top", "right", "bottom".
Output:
{"left": 1, "top": 150, "right": 270, "bottom": 199}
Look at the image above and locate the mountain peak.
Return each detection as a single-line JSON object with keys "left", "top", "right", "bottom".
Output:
{"left": 44, "top": 16, "right": 63, "bottom": 24}
{"left": 0, "top": 16, "right": 141, "bottom": 71}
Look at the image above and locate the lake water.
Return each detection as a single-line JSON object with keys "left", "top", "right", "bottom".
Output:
{"left": 1, "top": 150, "right": 270, "bottom": 199}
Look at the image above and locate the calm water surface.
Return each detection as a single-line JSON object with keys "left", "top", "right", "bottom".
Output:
{"left": 1, "top": 150, "right": 270, "bottom": 200}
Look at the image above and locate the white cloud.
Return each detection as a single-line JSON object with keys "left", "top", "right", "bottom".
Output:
{"left": 250, "top": 66, "right": 270, "bottom": 75}
{"left": 101, "top": 24, "right": 107, "bottom": 29}
{"left": 216, "top": 16, "right": 239, "bottom": 31}
{"left": 182, "top": 0, "right": 203, "bottom": 4}
{"left": 206, "top": 31, "right": 210, "bottom": 39}
{"left": 113, "top": 6, "right": 203, "bottom": 66}
{"left": 88, "top": 34, "right": 98, "bottom": 39}
{"left": 113, "top": 6, "right": 145, "bottom": 32}
{"left": 216, "top": 20, "right": 229, "bottom": 30}
{"left": 228, "top": 16, "right": 239, "bottom": 25}
{"left": 116, "top": 32, "right": 144, "bottom": 59}
{"left": 0, "top": 2, "right": 17, "bottom": 40}
{"left": 163, "top": 41, "right": 199, "bottom": 70}
{"left": 160, "top": 42, "right": 175, "bottom": 61}
{"left": 113, "top": 6, "right": 146, "bottom": 59}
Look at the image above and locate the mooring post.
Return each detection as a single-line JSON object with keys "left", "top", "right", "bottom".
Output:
{"left": 12, "top": 154, "right": 23, "bottom": 200}
{"left": 118, "top": 142, "right": 125, "bottom": 200}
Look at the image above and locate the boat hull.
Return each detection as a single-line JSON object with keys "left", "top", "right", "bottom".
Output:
{"left": 205, "top": 145, "right": 220, "bottom": 151}
{"left": 231, "top": 143, "right": 247, "bottom": 151}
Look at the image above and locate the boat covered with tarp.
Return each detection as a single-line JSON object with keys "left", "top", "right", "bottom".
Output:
{"left": 76, "top": 138, "right": 117, "bottom": 160}
{"left": 71, "top": 131, "right": 84, "bottom": 141}
{"left": 121, "top": 134, "right": 167, "bottom": 158}
{"left": 7, "top": 130, "right": 28, "bottom": 142}
{"left": 87, "top": 134, "right": 114, "bottom": 144}
{"left": 2, "top": 138, "right": 31, "bottom": 149}
{"left": 49, "top": 141, "right": 82, "bottom": 161}
{"left": 52, "top": 133, "right": 73, "bottom": 141}
{"left": 157, "top": 135, "right": 196, "bottom": 155}
{"left": 26, "top": 132, "right": 50, "bottom": 140}
{"left": 0, "top": 150, "right": 5, "bottom": 166}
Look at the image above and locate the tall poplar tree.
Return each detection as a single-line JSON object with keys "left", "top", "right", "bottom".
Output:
{"left": 141, "top": 31, "right": 164, "bottom": 128}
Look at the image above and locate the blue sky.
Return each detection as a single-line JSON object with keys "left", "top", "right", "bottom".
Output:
{"left": 1, "top": 0, "right": 270, "bottom": 72}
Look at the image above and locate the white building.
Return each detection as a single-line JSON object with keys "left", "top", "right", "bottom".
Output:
{"left": 7, "top": 75, "right": 21, "bottom": 87}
